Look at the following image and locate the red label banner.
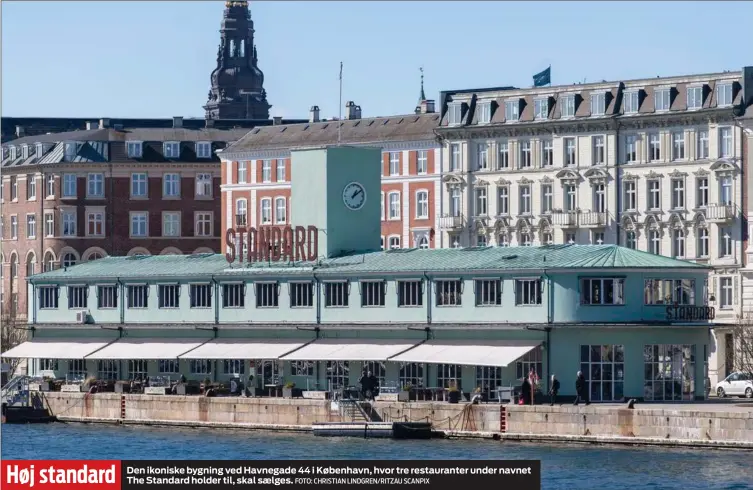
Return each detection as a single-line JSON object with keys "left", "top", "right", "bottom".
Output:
{"left": 1, "top": 461, "right": 121, "bottom": 490}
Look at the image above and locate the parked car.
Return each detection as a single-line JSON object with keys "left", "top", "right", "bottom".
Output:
{"left": 715, "top": 372, "right": 753, "bottom": 398}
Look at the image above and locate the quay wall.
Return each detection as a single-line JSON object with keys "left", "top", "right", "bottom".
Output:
{"left": 41, "top": 393, "right": 753, "bottom": 446}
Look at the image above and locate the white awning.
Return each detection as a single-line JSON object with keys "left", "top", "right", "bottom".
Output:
{"left": 1, "top": 340, "right": 113, "bottom": 359}
{"left": 280, "top": 339, "right": 421, "bottom": 362}
{"left": 179, "top": 340, "right": 309, "bottom": 360}
{"left": 388, "top": 340, "right": 541, "bottom": 367}
{"left": 85, "top": 339, "right": 208, "bottom": 360}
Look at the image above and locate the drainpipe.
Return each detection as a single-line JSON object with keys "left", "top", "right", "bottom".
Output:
{"left": 438, "top": 142, "right": 445, "bottom": 249}
{"left": 615, "top": 120, "right": 622, "bottom": 246}
{"left": 39, "top": 172, "right": 44, "bottom": 275}
{"left": 211, "top": 275, "right": 219, "bottom": 325}
{"left": 544, "top": 269, "right": 553, "bottom": 392}
{"left": 116, "top": 277, "right": 124, "bottom": 324}
{"left": 30, "top": 279, "right": 37, "bottom": 324}
{"left": 423, "top": 272, "right": 432, "bottom": 325}
{"left": 313, "top": 273, "right": 321, "bottom": 325}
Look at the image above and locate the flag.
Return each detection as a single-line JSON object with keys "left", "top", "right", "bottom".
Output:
{"left": 533, "top": 66, "right": 551, "bottom": 87}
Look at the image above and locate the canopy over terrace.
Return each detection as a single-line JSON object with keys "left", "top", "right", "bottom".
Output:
{"left": 1, "top": 340, "right": 114, "bottom": 359}
{"left": 84, "top": 339, "right": 209, "bottom": 360}
{"left": 280, "top": 339, "right": 422, "bottom": 362}
{"left": 178, "top": 339, "right": 310, "bottom": 360}
{"left": 388, "top": 340, "right": 542, "bottom": 367}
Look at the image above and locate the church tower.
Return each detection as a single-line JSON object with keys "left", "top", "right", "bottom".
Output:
{"left": 204, "top": 1, "right": 271, "bottom": 120}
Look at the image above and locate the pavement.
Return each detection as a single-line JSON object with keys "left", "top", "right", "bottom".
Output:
{"left": 554, "top": 399, "right": 753, "bottom": 413}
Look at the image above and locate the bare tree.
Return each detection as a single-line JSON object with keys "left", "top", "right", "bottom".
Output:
{"left": 729, "top": 313, "right": 753, "bottom": 378}
{"left": 1, "top": 319, "right": 27, "bottom": 378}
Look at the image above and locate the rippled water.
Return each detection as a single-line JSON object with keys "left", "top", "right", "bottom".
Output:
{"left": 2, "top": 423, "right": 752, "bottom": 490}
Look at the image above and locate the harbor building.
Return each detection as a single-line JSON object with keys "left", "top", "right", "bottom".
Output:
{"left": 4, "top": 146, "right": 715, "bottom": 402}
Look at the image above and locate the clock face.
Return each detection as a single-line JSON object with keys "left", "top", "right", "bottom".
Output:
{"left": 342, "top": 182, "right": 366, "bottom": 210}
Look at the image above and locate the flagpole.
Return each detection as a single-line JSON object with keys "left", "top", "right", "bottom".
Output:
{"left": 338, "top": 62, "right": 343, "bottom": 146}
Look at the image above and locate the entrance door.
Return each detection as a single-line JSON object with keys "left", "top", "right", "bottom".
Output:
{"left": 260, "top": 360, "right": 281, "bottom": 386}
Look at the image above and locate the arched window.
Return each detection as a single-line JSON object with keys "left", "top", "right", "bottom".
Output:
{"left": 43, "top": 252, "right": 55, "bottom": 272}
{"left": 388, "top": 236, "right": 401, "bottom": 250}
{"left": 26, "top": 253, "right": 36, "bottom": 277}
{"left": 88, "top": 252, "right": 104, "bottom": 261}
{"left": 417, "top": 236, "right": 429, "bottom": 249}
{"left": 62, "top": 253, "right": 77, "bottom": 268}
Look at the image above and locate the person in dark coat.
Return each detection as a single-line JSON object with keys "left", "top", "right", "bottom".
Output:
{"left": 521, "top": 377, "right": 532, "bottom": 405}
{"left": 573, "top": 371, "right": 589, "bottom": 406}
{"left": 549, "top": 375, "right": 560, "bottom": 406}
{"left": 359, "top": 371, "right": 373, "bottom": 400}
{"left": 367, "top": 372, "right": 379, "bottom": 399}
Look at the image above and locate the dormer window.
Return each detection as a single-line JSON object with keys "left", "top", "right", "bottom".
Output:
{"left": 687, "top": 86, "right": 703, "bottom": 109}
{"left": 504, "top": 100, "right": 519, "bottom": 121}
{"left": 36, "top": 143, "right": 44, "bottom": 157}
{"left": 163, "top": 141, "right": 180, "bottom": 158}
{"left": 448, "top": 103, "right": 463, "bottom": 125}
{"left": 590, "top": 93, "right": 605, "bottom": 116}
{"left": 717, "top": 83, "right": 733, "bottom": 107}
{"left": 624, "top": 91, "right": 639, "bottom": 113}
{"left": 64, "top": 142, "right": 78, "bottom": 162}
{"left": 22, "top": 145, "right": 29, "bottom": 159}
{"left": 9, "top": 146, "right": 17, "bottom": 160}
{"left": 477, "top": 102, "right": 491, "bottom": 124}
{"left": 126, "top": 141, "right": 143, "bottom": 158}
{"left": 534, "top": 98, "right": 548, "bottom": 120}
{"left": 654, "top": 88, "right": 670, "bottom": 111}
{"left": 195, "top": 142, "right": 212, "bottom": 159}
{"left": 560, "top": 95, "right": 575, "bottom": 118}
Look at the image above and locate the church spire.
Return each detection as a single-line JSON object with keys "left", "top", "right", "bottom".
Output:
{"left": 418, "top": 67, "right": 426, "bottom": 104}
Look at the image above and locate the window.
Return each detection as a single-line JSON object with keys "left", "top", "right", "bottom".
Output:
{"left": 68, "top": 286, "right": 88, "bottom": 309}
{"left": 27, "top": 174, "right": 36, "bottom": 200}
{"left": 290, "top": 282, "right": 313, "bottom": 308}
{"left": 592, "top": 231, "right": 605, "bottom": 245}
{"left": 26, "top": 215, "right": 36, "bottom": 239}
{"left": 534, "top": 98, "right": 548, "bottom": 119}
{"left": 417, "top": 236, "right": 429, "bottom": 249}
{"left": 515, "top": 350, "right": 543, "bottom": 386}
{"left": 477, "top": 102, "right": 491, "bottom": 124}
{"left": 68, "top": 360, "right": 87, "bottom": 379}
{"left": 327, "top": 361, "right": 350, "bottom": 390}
{"left": 437, "top": 364, "right": 462, "bottom": 389}
{"left": 190, "top": 360, "right": 212, "bottom": 375}
{"left": 581, "top": 344, "right": 625, "bottom": 402}
{"left": 222, "top": 284, "right": 245, "bottom": 308}
{"left": 223, "top": 360, "right": 245, "bottom": 376}
{"left": 130, "top": 212, "right": 148, "bottom": 237}
{"left": 195, "top": 173, "right": 212, "bottom": 197}
{"left": 696, "top": 177, "right": 708, "bottom": 207}
{"left": 719, "top": 277, "right": 733, "bottom": 309}
{"left": 541, "top": 184, "right": 553, "bottom": 214}
{"left": 697, "top": 130, "right": 709, "bottom": 159}
{"left": 131, "top": 173, "right": 147, "bottom": 198}
{"left": 560, "top": 95, "right": 575, "bottom": 117}
{"left": 564, "top": 137, "right": 576, "bottom": 166}
{"left": 719, "top": 227, "right": 732, "bottom": 257}
{"left": 161, "top": 212, "right": 180, "bottom": 237}
{"left": 324, "top": 281, "right": 349, "bottom": 307}
{"left": 625, "top": 231, "right": 636, "bottom": 249}
{"left": 475, "top": 279, "right": 501, "bottom": 306}
{"left": 497, "top": 186, "right": 509, "bottom": 215}
{"left": 9, "top": 176, "right": 17, "bottom": 201}
{"left": 505, "top": 100, "right": 519, "bottom": 121}
{"left": 45, "top": 174, "right": 55, "bottom": 198}
{"left": 449, "top": 187, "right": 461, "bottom": 217}
{"left": 126, "top": 141, "right": 143, "bottom": 158}
{"left": 649, "top": 133, "right": 661, "bottom": 161}
{"left": 622, "top": 182, "right": 636, "bottom": 211}
{"left": 97, "top": 285, "right": 117, "bottom": 309}
{"left": 260, "top": 198, "right": 272, "bottom": 224}
{"left": 44, "top": 213, "right": 54, "bottom": 237}
{"left": 449, "top": 143, "right": 461, "bottom": 171}
{"left": 542, "top": 232, "right": 553, "bottom": 245}
{"left": 541, "top": 139, "right": 553, "bottom": 167}
{"left": 649, "top": 229, "right": 661, "bottom": 254}
{"left": 389, "top": 152, "right": 400, "bottom": 175}
{"left": 291, "top": 360, "right": 314, "bottom": 377}
{"left": 87, "top": 173, "right": 104, "bottom": 198}
{"left": 237, "top": 161, "right": 248, "bottom": 183}
{"left": 672, "top": 132, "right": 685, "bottom": 160}
{"left": 671, "top": 179, "right": 685, "bottom": 209}
{"left": 261, "top": 160, "right": 272, "bottom": 182}
{"left": 158, "top": 360, "right": 179, "bottom": 374}
{"left": 515, "top": 279, "right": 541, "bottom": 305}
{"left": 624, "top": 91, "right": 639, "bottom": 113}
{"left": 388, "top": 236, "right": 401, "bottom": 249}
{"left": 565, "top": 232, "right": 576, "bottom": 244}
{"left": 476, "top": 143, "right": 488, "bottom": 170}
{"left": 9, "top": 215, "right": 18, "bottom": 239}
{"left": 398, "top": 280, "right": 423, "bottom": 307}
{"left": 625, "top": 135, "right": 637, "bottom": 163}
{"left": 565, "top": 185, "right": 576, "bottom": 212}
{"left": 235, "top": 199, "right": 248, "bottom": 227}
{"left": 716, "top": 83, "right": 733, "bottom": 107}
{"left": 672, "top": 229, "right": 686, "bottom": 258}
{"left": 719, "top": 127, "right": 733, "bottom": 158}
{"left": 519, "top": 185, "right": 531, "bottom": 214}
{"left": 580, "top": 278, "right": 624, "bottom": 305}
{"left": 255, "top": 282, "right": 279, "bottom": 308}
{"left": 648, "top": 180, "right": 660, "bottom": 210}
{"left": 38, "top": 286, "right": 59, "bottom": 309}
{"left": 195, "top": 212, "right": 212, "bottom": 237}
{"left": 474, "top": 187, "right": 487, "bottom": 216}
{"left": 193, "top": 142, "right": 211, "bottom": 159}
{"left": 436, "top": 280, "right": 462, "bottom": 306}
{"left": 448, "top": 103, "right": 462, "bottom": 125}
{"left": 720, "top": 176, "right": 732, "bottom": 205}
{"left": 593, "top": 183, "right": 605, "bottom": 213}
{"left": 497, "top": 142, "right": 509, "bottom": 169}
{"left": 498, "top": 234, "right": 509, "bottom": 247}
{"left": 97, "top": 361, "right": 119, "bottom": 381}
{"left": 687, "top": 86, "right": 703, "bottom": 109}
{"left": 519, "top": 140, "right": 531, "bottom": 168}
{"left": 163, "top": 142, "right": 180, "bottom": 158}
{"left": 361, "top": 281, "right": 385, "bottom": 307}
{"left": 276, "top": 159, "right": 286, "bottom": 182}
{"left": 416, "top": 150, "right": 429, "bottom": 175}
{"left": 477, "top": 234, "right": 487, "bottom": 247}
{"left": 62, "top": 210, "right": 76, "bottom": 237}
{"left": 61, "top": 253, "right": 77, "bottom": 268}
{"left": 158, "top": 285, "right": 180, "bottom": 308}
{"left": 654, "top": 88, "right": 670, "bottom": 111}
{"left": 591, "top": 136, "right": 604, "bottom": 165}
{"left": 86, "top": 211, "right": 104, "bottom": 237}
{"left": 415, "top": 191, "right": 428, "bottom": 219}
{"left": 697, "top": 228, "right": 709, "bottom": 257}
{"left": 274, "top": 197, "right": 286, "bottom": 224}
{"left": 163, "top": 173, "right": 180, "bottom": 197}
{"left": 591, "top": 93, "right": 605, "bottom": 115}
{"left": 644, "top": 279, "right": 695, "bottom": 305}
{"left": 63, "top": 174, "right": 76, "bottom": 197}
{"left": 388, "top": 192, "right": 400, "bottom": 219}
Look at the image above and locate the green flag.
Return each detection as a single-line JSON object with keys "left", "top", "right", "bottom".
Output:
{"left": 533, "top": 67, "right": 551, "bottom": 87}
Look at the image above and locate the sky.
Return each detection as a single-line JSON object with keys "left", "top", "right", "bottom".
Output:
{"left": 2, "top": 1, "right": 752, "bottom": 120}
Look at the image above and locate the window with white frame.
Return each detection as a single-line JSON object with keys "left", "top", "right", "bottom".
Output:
{"left": 131, "top": 173, "right": 147, "bottom": 198}
{"left": 581, "top": 278, "right": 625, "bottom": 305}
{"left": 190, "top": 360, "right": 212, "bottom": 375}
{"left": 519, "top": 185, "right": 531, "bottom": 214}
{"left": 291, "top": 360, "right": 315, "bottom": 377}
{"left": 654, "top": 88, "right": 670, "bottom": 111}
{"left": 86, "top": 211, "right": 104, "bottom": 237}
{"left": 671, "top": 179, "right": 685, "bottom": 209}
{"left": 158, "top": 360, "right": 179, "bottom": 374}
{"left": 61, "top": 253, "right": 77, "bottom": 268}
{"left": 237, "top": 161, "right": 247, "bottom": 183}
{"left": 63, "top": 174, "right": 77, "bottom": 197}
{"left": 623, "top": 181, "right": 636, "bottom": 211}
{"left": 719, "top": 227, "right": 732, "bottom": 257}
{"left": 195, "top": 173, "right": 212, "bottom": 197}
{"left": 287, "top": 282, "right": 313, "bottom": 308}
{"left": 126, "top": 141, "right": 142, "bottom": 158}
{"left": 719, "top": 127, "right": 733, "bottom": 158}
{"left": 450, "top": 144, "right": 461, "bottom": 171}
{"left": 27, "top": 174, "right": 37, "bottom": 200}
{"left": 672, "top": 132, "right": 685, "bottom": 160}
{"left": 593, "top": 231, "right": 605, "bottom": 245}
{"left": 624, "top": 91, "right": 639, "bottom": 113}
{"left": 648, "top": 180, "right": 661, "bottom": 210}
{"left": 380, "top": 192, "right": 385, "bottom": 221}
{"left": 643, "top": 279, "right": 696, "bottom": 306}
{"left": 324, "top": 281, "right": 349, "bottom": 307}
{"left": 649, "top": 133, "right": 661, "bottom": 161}
{"left": 68, "top": 286, "right": 88, "bottom": 309}
{"left": 449, "top": 187, "right": 461, "bottom": 217}
{"left": 541, "top": 139, "right": 553, "bottom": 167}
{"left": 672, "top": 229, "right": 686, "bottom": 258}
{"left": 448, "top": 103, "right": 462, "bottom": 125}
{"left": 361, "top": 280, "right": 386, "bottom": 307}
{"left": 276, "top": 159, "right": 286, "bottom": 182}
{"left": 697, "top": 228, "right": 709, "bottom": 257}
{"left": 541, "top": 184, "right": 553, "bottom": 213}
{"left": 416, "top": 150, "right": 428, "bottom": 174}
{"left": 687, "top": 86, "right": 703, "bottom": 109}
{"left": 497, "top": 141, "right": 509, "bottom": 169}
{"left": 625, "top": 231, "right": 636, "bottom": 249}
{"left": 415, "top": 191, "right": 428, "bottom": 219}
{"left": 520, "top": 233, "right": 533, "bottom": 246}
{"left": 97, "top": 361, "right": 119, "bottom": 381}
{"left": 158, "top": 284, "right": 180, "bottom": 308}
{"left": 697, "top": 129, "right": 709, "bottom": 159}
{"left": 45, "top": 174, "right": 55, "bottom": 198}
{"left": 591, "top": 135, "right": 604, "bottom": 165}
{"left": 261, "top": 160, "right": 272, "bottom": 182}
{"left": 565, "top": 232, "right": 576, "bottom": 244}
{"left": 9, "top": 176, "right": 18, "bottom": 200}
{"left": 163, "top": 142, "right": 180, "bottom": 158}
{"left": 437, "top": 364, "right": 462, "bottom": 389}
{"left": 87, "top": 173, "right": 104, "bottom": 198}
{"left": 561, "top": 95, "right": 575, "bottom": 117}
{"left": 398, "top": 362, "right": 424, "bottom": 389}
{"left": 388, "top": 192, "right": 400, "bottom": 219}
{"left": 497, "top": 186, "right": 509, "bottom": 215}
{"left": 565, "top": 185, "right": 576, "bottom": 211}
{"left": 498, "top": 234, "right": 509, "bottom": 247}
{"left": 223, "top": 360, "right": 245, "bottom": 376}
{"left": 720, "top": 176, "right": 732, "bottom": 205}
{"left": 62, "top": 210, "right": 76, "bottom": 237}
{"left": 417, "top": 236, "right": 429, "bottom": 249}
{"left": 643, "top": 344, "right": 694, "bottom": 401}
{"left": 128, "top": 360, "right": 148, "bottom": 380}
{"left": 44, "top": 213, "right": 54, "bottom": 237}
{"left": 542, "top": 232, "right": 553, "bottom": 245}
{"left": 274, "top": 197, "right": 286, "bottom": 224}
{"left": 564, "top": 137, "right": 576, "bottom": 166}
{"left": 477, "top": 102, "right": 491, "bottom": 124}
{"left": 593, "top": 183, "right": 605, "bottom": 213}
{"left": 477, "top": 234, "right": 487, "bottom": 247}
{"left": 581, "top": 344, "right": 625, "bottom": 402}
{"left": 68, "top": 360, "right": 86, "bottom": 379}
{"left": 130, "top": 212, "right": 148, "bottom": 237}
{"left": 476, "top": 143, "right": 488, "bottom": 170}
{"left": 196, "top": 141, "right": 212, "bottom": 158}
{"left": 625, "top": 135, "right": 637, "bottom": 162}
{"left": 222, "top": 284, "right": 245, "bottom": 308}
{"left": 519, "top": 140, "right": 531, "bottom": 168}
{"left": 534, "top": 98, "right": 548, "bottom": 120}
{"left": 195, "top": 212, "right": 212, "bottom": 237}
{"left": 474, "top": 187, "right": 487, "bottom": 216}
{"left": 719, "top": 277, "right": 733, "bottom": 309}
{"left": 256, "top": 282, "right": 279, "bottom": 308}
{"left": 436, "top": 279, "right": 462, "bottom": 306}
{"left": 475, "top": 279, "right": 501, "bottom": 306}
{"left": 235, "top": 199, "right": 247, "bottom": 226}
{"left": 38, "top": 286, "right": 59, "bottom": 309}
{"left": 97, "top": 285, "right": 117, "bottom": 309}
{"left": 260, "top": 198, "right": 272, "bottom": 224}
{"left": 649, "top": 229, "right": 661, "bottom": 255}
{"left": 163, "top": 173, "right": 180, "bottom": 197}
{"left": 162, "top": 212, "right": 180, "bottom": 237}
{"left": 716, "top": 83, "right": 733, "bottom": 107}
{"left": 26, "top": 215, "right": 36, "bottom": 239}
{"left": 515, "top": 278, "right": 541, "bottom": 305}
{"left": 505, "top": 100, "right": 519, "bottom": 121}
{"left": 591, "top": 92, "right": 605, "bottom": 115}
{"left": 388, "top": 236, "right": 400, "bottom": 250}
{"left": 389, "top": 152, "right": 400, "bottom": 175}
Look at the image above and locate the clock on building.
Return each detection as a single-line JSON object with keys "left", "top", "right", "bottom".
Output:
{"left": 342, "top": 182, "right": 366, "bottom": 211}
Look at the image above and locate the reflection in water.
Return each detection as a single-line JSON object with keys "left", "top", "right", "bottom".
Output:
{"left": 2, "top": 423, "right": 752, "bottom": 490}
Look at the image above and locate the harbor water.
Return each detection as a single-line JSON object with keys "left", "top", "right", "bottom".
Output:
{"left": 2, "top": 423, "right": 752, "bottom": 490}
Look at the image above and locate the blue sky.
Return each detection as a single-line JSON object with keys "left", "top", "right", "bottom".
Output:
{"left": 2, "top": 1, "right": 751, "bottom": 120}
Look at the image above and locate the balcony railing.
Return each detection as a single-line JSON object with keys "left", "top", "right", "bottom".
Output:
{"left": 439, "top": 214, "right": 464, "bottom": 230}
{"left": 580, "top": 211, "right": 607, "bottom": 227}
{"left": 550, "top": 211, "right": 578, "bottom": 227}
{"left": 705, "top": 204, "right": 735, "bottom": 222}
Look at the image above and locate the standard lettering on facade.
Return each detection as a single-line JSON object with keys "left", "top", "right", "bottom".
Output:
{"left": 225, "top": 225, "right": 319, "bottom": 264}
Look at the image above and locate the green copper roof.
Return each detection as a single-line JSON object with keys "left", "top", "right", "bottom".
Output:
{"left": 28, "top": 245, "right": 708, "bottom": 283}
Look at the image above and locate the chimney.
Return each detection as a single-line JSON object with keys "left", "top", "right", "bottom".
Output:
{"left": 309, "top": 106, "right": 320, "bottom": 123}
{"left": 99, "top": 118, "right": 110, "bottom": 129}
{"left": 273, "top": 116, "right": 283, "bottom": 125}
{"left": 345, "top": 101, "right": 362, "bottom": 120}
{"left": 420, "top": 99, "right": 436, "bottom": 114}
{"left": 86, "top": 121, "right": 96, "bottom": 130}
{"left": 173, "top": 116, "right": 183, "bottom": 128}
{"left": 15, "top": 126, "right": 25, "bottom": 138}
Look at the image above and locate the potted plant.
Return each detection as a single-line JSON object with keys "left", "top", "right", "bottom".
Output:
{"left": 398, "top": 384, "right": 412, "bottom": 402}
{"left": 282, "top": 381, "right": 295, "bottom": 398}
{"left": 448, "top": 383, "right": 461, "bottom": 404}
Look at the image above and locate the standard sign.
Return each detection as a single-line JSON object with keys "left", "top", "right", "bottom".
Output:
{"left": 225, "top": 226, "right": 319, "bottom": 264}
{"left": 666, "top": 305, "right": 715, "bottom": 321}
